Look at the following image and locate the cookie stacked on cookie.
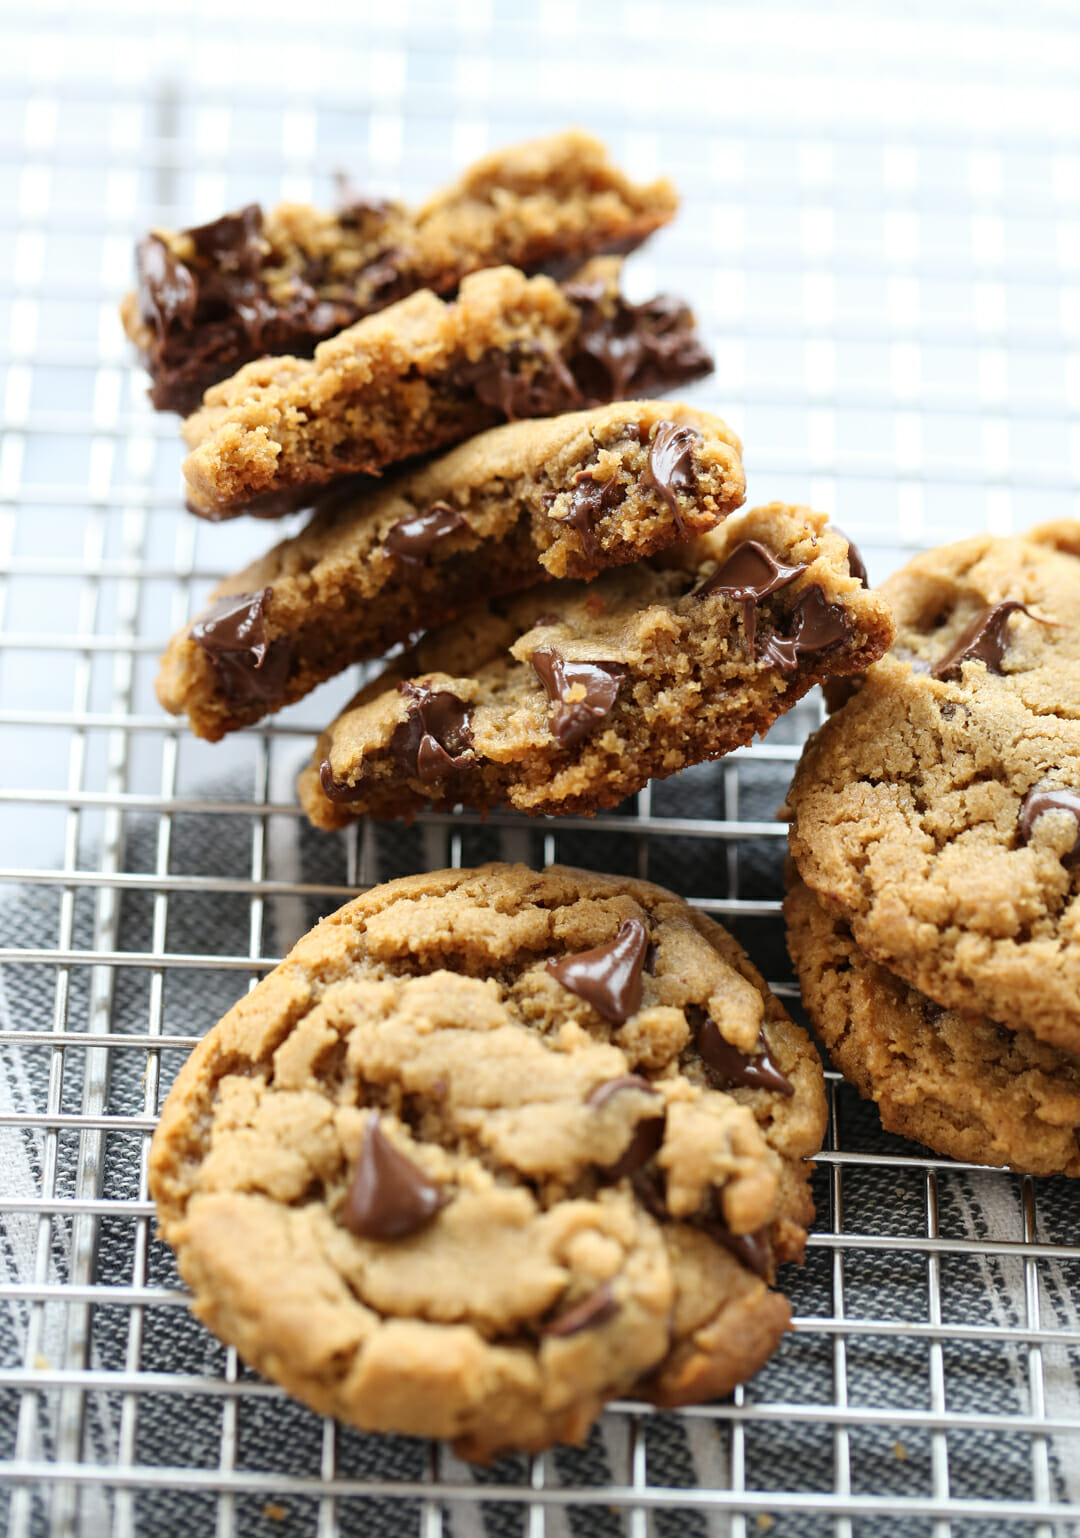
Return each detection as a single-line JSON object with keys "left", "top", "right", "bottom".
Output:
{"left": 134, "top": 128, "right": 895, "bottom": 824}
{"left": 786, "top": 523, "right": 1080, "bottom": 1175}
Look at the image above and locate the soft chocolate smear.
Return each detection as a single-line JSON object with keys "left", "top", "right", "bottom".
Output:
{"left": 530, "top": 648, "right": 626, "bottom": 747}
{"left": 187, "top": 205, "right": 264, "bottom": 265}
{"left": 563, "top": 281, "right": 714, "bottom": 401}
{"left": 342, "top": 1116, "right": 448, "bottom": 1240}
{"left": 546, "top": 916, "right": 650, "bottom": 1024}
{"left": 191, "top": 588, "right": 293, "bottom": 706}
{"left": 558, "top": 470, "right": 627, "bottom": 563}
{"left": 931, "top": 600, "right": 1034, "bottom": 681}
{"left": 695, "top": 1016, "right": 795, "bottom": 1096}
{"left": 1018, "top": 786, "right": 1080, "bottom": 864}
{"left": 832, "top": 527, "right": 869, "bottom": 587}
{"left": 137, "top": 237, "right": 196, "bottom": 335}
{"left": 390, "top": 681, "right": 474, "bottom": 784}
{"left": 640, "top": 421, "right": 701, "bottom": 537}
{"left": 453, "top": 341, "right": 583, "bottom": 420}
{"left": 543, "top": 1281, "right": 619, "bottom": 1337}
{"left": 757, "top": 585, "right": 851, "bottom": 673}
{"left": 709, "top": 1217, "right": 773, "bottom": 1281}
{"left": 696, "top": 540, "right": 805, "bottom": 656}
{"left": 318, "top": 759, "right": 370, "bottom": 804}
{"left": 383, "top": 502, "right": 466, "bottom": 568}
{"left": 587, "top": 1074, "right": 660, "bottom": 1109}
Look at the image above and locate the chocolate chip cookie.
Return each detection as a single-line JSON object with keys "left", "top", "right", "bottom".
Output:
{"left": 157, "top": 402, "right": 746, "bottom": 741}
{"left": 148, "top": 862, "right": 827, "bottom": 1460}
{"left": 787, "top": 522, "right": 1080, "bottom": 1053}
{"left": 786, "top": 876, "right": 1080, "bottom": 1176}
{"left": 299, "top": 505, "right": 892, "bottom": 826}
{"left": 122, "top": 130, "right": 678, "bottom": 413}
{"left": 180, "top": 261, "right": 712, "bottom": 520}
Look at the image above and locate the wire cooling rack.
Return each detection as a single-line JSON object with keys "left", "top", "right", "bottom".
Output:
{"left": 3, "top": 2, "right": 1080, "bottom": 1534}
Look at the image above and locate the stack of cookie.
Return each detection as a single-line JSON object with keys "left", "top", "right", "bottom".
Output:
{"left": 786, "top": 524, "right": 1080, "bottom": 1176}
{"left": 131, "top": 129, "right": 894, "bottom": 824}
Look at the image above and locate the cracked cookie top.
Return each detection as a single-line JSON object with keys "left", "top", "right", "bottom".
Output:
{"left": 788, "top": 522, "right": 1080, "bottom": 1051}
{"left": 149, "top": 863, "right": 826, "bottom": 1460}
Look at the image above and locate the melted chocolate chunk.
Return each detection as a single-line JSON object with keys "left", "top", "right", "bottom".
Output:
{"left": 832, "top": 527, "right": 869, "bottom": 587}
{"left": 191, "top": 588, "right": 293, "bottom": 706}
{"left": 1018, "top": 786, "right": 1080, "bottom": 864}
{"left": 631, "top": 1168, "right": 669, "bottom": 1222}
{"left": 709, "top": 1219, "right": 773, "bottom": 1281}
{"left": 137, "top": 237, "right": 196, "bottom": 334}
{"left": 586, "top": 1074, "right": 659, "bottom": 1109}
{"left": 559, "top": 470, "right": 627, "bottom": 563}
{"left": 390, "top": 682, "right": 474, "bottom": 784}
{"left": 453, "top": 341, "right": 583, "bottom": 420}
{"left": 640, "top": 421, "right": 701, "bottom": 536}
{"left": 932, "top": 600, "right": 1034, "bottom": 681}
{"left": 563, "top": 281, "right": 714, "bottom": 401}
{"left": 757, "top": 585, "right": 851, "bottom": 673}
{"left": 543, "top": 1282, "right": 619, "bottom": 1337}
{"left": 695, "top": 1016, "right": 795, "bottom": 1096}
{"left": 342, "top": 1116, "right": 448, "bottom": 1240}
{"left": 187, "top": 205, "right": 264, "bottom": 265}
{"left": 696, "top": 540, "right": 805, "bottom": 656}
{"left": 318, "top": 759, "right": 370, "bottom": 804}
{"left": 382, "top": 502, "right": 466, "bottom": 568}
{"left": 546, "top": 917, "right": 650, "bottom": 1024}
{"left": 530, "top": 648, "right": 626, "bottom": 747}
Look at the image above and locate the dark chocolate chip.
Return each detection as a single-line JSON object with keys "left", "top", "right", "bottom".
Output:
{"left": 558, "top": 470, "right": 626, "bottom": 563}
{"left": 932, "top": 600, "right": 1034, "bottom": 681}
{"left": 543, "top": 1281, "right": 619, "bottom": 1337}
{"left": 832, "top": 527, "right": 869, "bottom": 587}
{"left": 342, "top": 1116, "right": 448, "bottom": 1240}
{"left": 530, "top": 648, "right": 626, "bottom": 747}
{"left": 191, "top": 588, "right": 293, "bottom": 706}
{"left": 319, "top": 758, "right": 370, "bottom": 804}
{"left": 390, "top": 681, "right": 474, "bottom": 784}
{"left": 757, "top": 585, "right": 851, "bottom": 673}
{"left": 563, "top": 282, "right": 714, "bottom": 402}
{"left": 695, "top": 540, "right": 805, "bottom": 657}
{"left": 546, "top": 916, "right": 650, "bottom": 1024}
{"left": 137, "top": 236, "right": 196, "bottom": 335}
{"left": 186, "top": 204, "right": 264, "bottom": 266}
{"left": 631, "top": 1168, "right": 669, "bottom": 1222}
{"left": 602, "top": 1116, "right": 665, "bottom": 1181}
{"left": 708, "top": 1218, "right": 773, "bottom": 1281}
{"left": 586, "top": 1074, "right": 660, "bottom": 1109}
{"left": 383, "top": 502, "right": 466, "bottom": 568}
{"left": 640, "top": 420, "right": 701, "bottom": 537}
{"left": 695, "top": 1016, "right": 795, "bottom": 1096}
{"left": 454, "top": 341, "right": 583, "bottom": 420}
{"left": 1018, "top": 786, "right": 1080, "bottom": 864}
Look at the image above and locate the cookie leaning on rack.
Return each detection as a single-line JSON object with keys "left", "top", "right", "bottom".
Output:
{"left": 148, "top": 863, "right": 827, "bottom": 1462}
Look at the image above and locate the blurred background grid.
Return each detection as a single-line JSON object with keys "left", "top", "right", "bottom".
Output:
{"left": 1, "top": 1, "right": 1080, "bottom": 1533}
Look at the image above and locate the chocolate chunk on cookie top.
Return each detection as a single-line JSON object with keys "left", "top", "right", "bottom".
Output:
{"left": 180, "top": 261, "right": 713, "bottom": 520}
{"left": 786, "top": 876, "right": 1080, "bottom": 1177}
{"left": 122, "top": 130, "right": 679, "bottom": 413}
{"left": 299, "top": 504, "right": 894, "bottom": 825}
{"left": 157, "top": 401, "right": 745, "bottom": 741}
{"left": 148, "top": 864, "right": 826, "bottom": 1460}
{"left": 787, "top": 522, "right": 1080, "bottom": 1052}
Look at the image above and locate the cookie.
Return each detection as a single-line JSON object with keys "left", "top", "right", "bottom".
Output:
{"left": 787, "top": 522, "right": 1080, "bottom": 1053}
{"left": 122, "top": 130, "right": 678, "bottom": 413}
{"left": 156, "top": 402, "right": 746, "bottom": 741}
{"left": 180, "top": 261, "right": 712, "bottom": 520}
{"left": 148, "top": 863, "right": 827, "bottom": 1460}
{"left": 299, "top": 505, "right": 892, "bottom": 826}
{"left": 786, "top": 876, "right": 1080, "bottom": 1176}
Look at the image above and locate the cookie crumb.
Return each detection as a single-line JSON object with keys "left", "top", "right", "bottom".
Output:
{"left": 756, "top": 1516, "right": 775, "bottom": 1531}
{"left": 262, "top": 1504, "right": 287, "bottom": 1522}
{"left": 893, "top": 1439, "right": 908, "bottom": 1461}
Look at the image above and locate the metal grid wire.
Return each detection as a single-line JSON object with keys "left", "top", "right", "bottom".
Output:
{"left": 2, "top": 1, "right": 1080, "bottom": 1533}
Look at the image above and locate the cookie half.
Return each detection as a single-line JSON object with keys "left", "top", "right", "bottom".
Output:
{"left": 148, "top": 863, "right": 827, "bottom": 1460}
{"left": 181, "top": 262, "right": 712, "bottom": 519}
{"left": 786, "top": 876, "right": 1080, "bottom": 1176}
{"left": 299, "top": 505, "right": 893, "bottom": 825}
{"left": 123, "top": 129, "right": 678, "bottom": 413}
{"left": 157, "top": 402, "right": 745, "bottom": 741}
{"left": 788, "top": 521, "right": 1080, "bottom": 1052}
